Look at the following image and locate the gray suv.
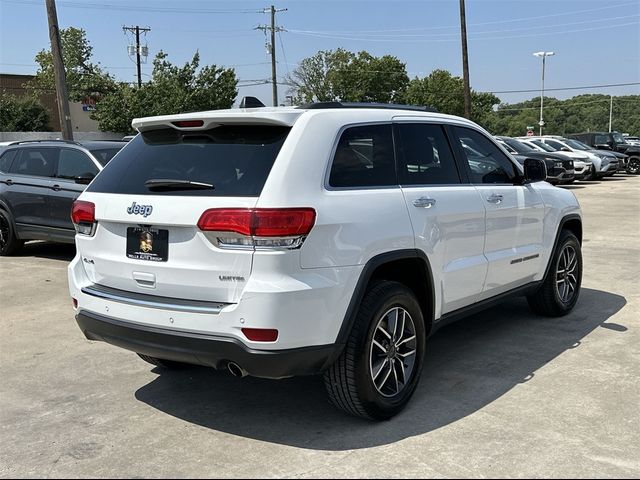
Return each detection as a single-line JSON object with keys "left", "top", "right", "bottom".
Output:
{"left": 0, "top": 140, "right": 125, "bottom": 255}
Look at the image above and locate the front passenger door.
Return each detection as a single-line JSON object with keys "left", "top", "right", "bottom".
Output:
{"left": 451, "top": 126, "right": 545, "bottom": 298}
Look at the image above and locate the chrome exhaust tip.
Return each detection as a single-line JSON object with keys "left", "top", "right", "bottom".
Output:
{"left": 227, "top": 362, "right": 248, "bottom": 378}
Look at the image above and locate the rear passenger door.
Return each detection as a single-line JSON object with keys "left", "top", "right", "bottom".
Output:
{"left": 49, "top": 148, "right": 99, "bottom": 230}
{"left": 5, "top": 147, "right": 56, "bottom": 228}
{"left": 395, "top": 122, "right": 488, "bottom": 315}
{"left": 451, "top": 126, "right": 545, "bottom": 298}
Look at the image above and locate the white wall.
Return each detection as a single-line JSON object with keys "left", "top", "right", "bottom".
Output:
{"left": 0, "top": 131, "right": 124, "bottom": 141}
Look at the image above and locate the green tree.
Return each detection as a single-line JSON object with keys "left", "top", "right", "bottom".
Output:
{"left": 92, "top": 51, "right": 238, "bottom": 133}
{"left": 0, "top": 93, "right": 49, "bottom": 131}
{"left": 402, "top": 69, "right": 499, "bottom": 124}
{"left": 287, "top": 49, "right": 409, "bottom": 104}
{"left": 30, "top": 27, "right": 117, "bottom": 102}
{"left": 485, "top": 94, "right": 640, "bottom": 136}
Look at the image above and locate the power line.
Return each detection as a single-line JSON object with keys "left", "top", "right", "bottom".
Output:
{"left": 290, "top": 14, "right": 640, "bottom": 39}
{"left": 495, "top": 97, "right": 639, "bottom": 112}
{"left": 2, "top": 0, "right": 263, "bottom": 14}
{"left": 284, "top": 1, "right": 638, "bottom": 34}
{"left": 288, "top": 21, "right": 640, "bottom": 43}
{"left": 491, "top": 82, "right": 640, "bottom": 94}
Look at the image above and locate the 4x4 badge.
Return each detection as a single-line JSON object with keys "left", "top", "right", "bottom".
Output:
{"left": 127, "top": 202, "right": 153, "bottom": 217}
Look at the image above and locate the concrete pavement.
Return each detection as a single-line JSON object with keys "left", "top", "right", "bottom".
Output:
{"left": 1, "top": 175, "right": 638, "bottom": 478}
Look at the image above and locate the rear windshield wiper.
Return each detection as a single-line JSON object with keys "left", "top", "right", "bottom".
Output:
{"left": 144, "top": 179, "right": 215, "bottom": 191}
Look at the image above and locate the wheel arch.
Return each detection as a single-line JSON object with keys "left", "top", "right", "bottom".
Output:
{"left": 542, "top": 214, "right": 582, "bottom": 280}
{"left": 332, "top": 250, "right": 435, "bottom": 356}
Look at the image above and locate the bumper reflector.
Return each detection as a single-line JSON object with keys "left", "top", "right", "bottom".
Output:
{"left": 241, "top": 328, "right": 279, "bottom": 342}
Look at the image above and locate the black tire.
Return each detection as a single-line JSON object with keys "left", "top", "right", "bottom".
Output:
{"left": 0, "top": 209, "right": 24, "bottom": 256}
{"left": 627, "top": 157, "right": 640, "bottom": 175}
{"left": 527, "top": 230, "right": 582, "bottom": 317}
{"left": 137, "top": 353, "right": 190, "bottom": 369}
{"left": 324, "top": 281, "right": 426, "bottom": 420}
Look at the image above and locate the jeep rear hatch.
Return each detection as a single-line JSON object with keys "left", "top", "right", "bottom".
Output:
{"left": 76, "top": 124, "right": 291, "bottom": 303}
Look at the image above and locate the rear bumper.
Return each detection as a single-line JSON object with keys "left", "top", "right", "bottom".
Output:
{"left": 76, "top": 310, "right": 340, "bottom": 379}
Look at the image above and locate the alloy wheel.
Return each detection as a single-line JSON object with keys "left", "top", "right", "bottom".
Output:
{"left": 369, "top": 307, "right": 417, "bottom": 398}
{"left": 556, "top": 244, "right": 579, "bottom": 304}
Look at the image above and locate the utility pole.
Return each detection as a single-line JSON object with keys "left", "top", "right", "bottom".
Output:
{"left": 609, "top": 95, "right": 613, "bottom": 132}
{"left": 123, "top": 25, "right": 151, "bottom": 88}
{"left": 459, "top": 0, "right": 472, "bottom": 119}
{"left": 256, "top": 6, "right": 287, "bottom": 106}
{"left": 45, "top": 0, "right": 73, "bottom": 140}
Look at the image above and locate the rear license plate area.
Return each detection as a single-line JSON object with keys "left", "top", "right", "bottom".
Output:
{"left": 126, "top": 227, "right": 168, "bottom": 262}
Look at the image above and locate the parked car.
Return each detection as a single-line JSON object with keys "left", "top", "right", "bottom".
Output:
{"left": 520, "top": 138, "right": 593, "bottom": 180}
{"left": 494, "top": 136, "right": 574, "bottom": 185}
{"left": 560, "top": 137, "right": 629, "bottom": 175}
{"left": 520, "top": 136, "right": 618, "bottom": 179}
{"left": 622, "top": 135, "right": 640, "bottom": 146}
{"left": 68, "top": 101, "right": 583, "bottom": 420}
{"left": 567, "top": 131, "right": 640, "bottom": 174}
{"left": 0, "top": 139, "right": 126, "bottom": 255}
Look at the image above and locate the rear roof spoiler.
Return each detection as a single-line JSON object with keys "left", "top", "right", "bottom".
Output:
{"left": 132, "top": 110, "right": 303, "bottom": 132}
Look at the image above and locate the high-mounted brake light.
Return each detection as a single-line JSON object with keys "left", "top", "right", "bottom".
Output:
{"left": 172, "top": 120, "right": 204, "bottom": 128}
{"left": 197, "top": 208, "right": 316, "bottom": 250}
{"left": 71, "top": 200, "right": 96, "bottom": 236}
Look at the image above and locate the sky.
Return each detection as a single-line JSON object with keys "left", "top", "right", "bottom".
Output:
{"left": 1, "top": 0, "right": 639, "bottom": 107}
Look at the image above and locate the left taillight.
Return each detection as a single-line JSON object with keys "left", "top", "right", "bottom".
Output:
{"left": 71, "top": 200, "right": 96, "bottom": 236}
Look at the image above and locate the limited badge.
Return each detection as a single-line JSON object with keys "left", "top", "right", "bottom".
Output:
{"left": 139, "top": 231, "right": 153, "bottom": 253}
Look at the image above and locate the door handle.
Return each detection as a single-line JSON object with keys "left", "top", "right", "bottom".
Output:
{"left": 51, "top": 184, "right": 61, "bottom": 191}
{"left": 412, "top": 197, "right": 437, "bottom": 208}
{"left": 486, "top": 193, "right": 503, "bottom": 204}
{"left": 5, "top": 179, "right": 13, "bottom": 186}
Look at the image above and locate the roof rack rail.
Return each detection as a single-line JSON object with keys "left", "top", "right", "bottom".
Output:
{"left": 8, "top": 139, "right": 82, "bottom": 146}
{"left": 296, "top": 102, "right": 437, "bottom": 113}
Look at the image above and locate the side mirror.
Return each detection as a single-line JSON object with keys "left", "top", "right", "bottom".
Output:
{"left": 560, "top": 147, "right": 572, "bottom": 152}
{"left": 523, "top": 158, "right": 547, "bottom": 183}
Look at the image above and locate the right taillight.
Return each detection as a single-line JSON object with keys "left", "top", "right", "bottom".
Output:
{"left": 198, "top": 208, "right": 316, "bottom": 250}
{"left": 71, "top": 200, "right": 96, "bottom": 236}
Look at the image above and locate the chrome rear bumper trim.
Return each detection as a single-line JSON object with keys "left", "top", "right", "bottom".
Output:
{"left": 81, "top": 284, "right": 230, "bottom": 315}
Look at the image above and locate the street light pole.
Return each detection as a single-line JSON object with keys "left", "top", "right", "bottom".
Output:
{"left": 533, "top": 51, "right": 554, "bottom": 136}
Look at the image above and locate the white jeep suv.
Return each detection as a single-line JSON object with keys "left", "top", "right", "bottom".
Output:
{"left": 68, "top": 101, "right": 583, "bottom": 420}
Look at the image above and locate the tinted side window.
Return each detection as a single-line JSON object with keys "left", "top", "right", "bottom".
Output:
{"left": 329, "top": 124, "right": 396, "bottom": 188}
{"left": 595, "top": 134, "right": 610, "bottom": 144}
{"left": 89, "top": 148, "right": 122, "bottom": 166}
{"left": 544, "top": 139, "right": 565, "bottom": 150}
{"left": 396, "top": 123, "right": 460, "bottom": 185}
{"left": 0, "top": 149, "right": 18, "bottom": 172}
{"left": 329, "top": 124, "right": 398, "bottom": 187}
{"left": 9, "top": 148, "right": 56, "bottom": 177}
{"left": 57, "top": 149, "right": 99, "bottom": 180}
{"left": 454, "top": 127, "right": 517, "bottom": 184}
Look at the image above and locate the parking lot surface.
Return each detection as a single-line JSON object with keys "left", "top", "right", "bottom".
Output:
{"left": 1, "top": 176, "right": 639, "bottom": 478}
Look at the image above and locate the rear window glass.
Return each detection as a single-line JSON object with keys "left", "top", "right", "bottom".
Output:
{"left": 87, "top": 125, "right": 290, "bottom": 197}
